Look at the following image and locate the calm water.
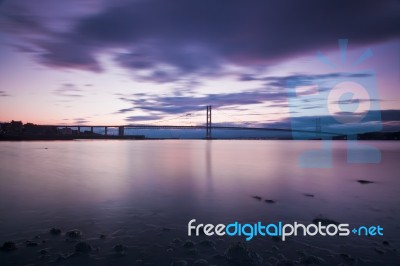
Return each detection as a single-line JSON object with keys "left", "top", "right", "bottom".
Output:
{"left": 0, "top": 140, "right": 399, "bottom": 265}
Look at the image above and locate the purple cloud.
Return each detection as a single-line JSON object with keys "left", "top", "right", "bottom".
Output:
{"left": 0, "top": 0, "right": 398, "bottom": 81}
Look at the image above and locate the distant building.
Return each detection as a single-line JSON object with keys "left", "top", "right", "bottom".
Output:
{"left": 1, "top": 120, "right": 23, "bottom": 134}
{"left": 59, "top": 128, "right": 73, "bottom": 135}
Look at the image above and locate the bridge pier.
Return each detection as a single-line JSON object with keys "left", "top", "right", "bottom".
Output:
{"left": 77, "top": 126, "right": 81, "bottom": 134}
{"left": 118, "top": 126, "right": 124, "bottom": 136}
{"left": 105, "top": 127, "right": 108, "bottom": 136}
{"left": 90, "top": 127, "right": 94, "bottom": 134}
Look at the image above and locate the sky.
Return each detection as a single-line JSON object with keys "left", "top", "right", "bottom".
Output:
{"left": 0, "top": 0, "right": 399, "bottom": 132}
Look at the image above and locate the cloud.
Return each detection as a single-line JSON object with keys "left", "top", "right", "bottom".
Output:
{"left": 38, "top": 40, "right": 102, "bottom": 72}
{"left": 118, "top": 89, "right": 288, "bottom": 115}
{"left": 330, "top": 98, "right": 381, "bottom": 105}
{"left": 0, "top": 0, "right": 398, "bottom": 80}
{"left": 258, "top": 72, "right": 373, "bottom": 87}
{"left": 54, "top": 83, "right": 84, "bottom": 98}
{"left": 118, "top": 72, "right": 374, "bottom": 116}
{"left": 125, "top": 115, "right": 164, "bottom": 122}
{"left": 0, "top": 91, "right": 10, "bottom": 97}
{"left": 73, "top": 118, "right": 91, "bottom": 124}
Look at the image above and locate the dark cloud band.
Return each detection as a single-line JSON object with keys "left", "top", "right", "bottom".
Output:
{"left": 1, "top": 0, "right": 398, "bottom": 78}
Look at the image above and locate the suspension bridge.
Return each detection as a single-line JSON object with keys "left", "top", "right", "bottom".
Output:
{"left": 43, "top": 106, "right": 337, "bottom": 139}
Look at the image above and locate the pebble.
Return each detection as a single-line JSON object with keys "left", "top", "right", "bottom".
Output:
{"left": 374, "top": 247, "right": 385, "bottom": 255}
{"left": 312, "top": 217, "right": 339, "bottom": 225}
{"left": 113, "top": 244, "right": 127, "bottom": 253}
{"left": 194, "top": 259, "right": 209, "bottom": 266}
{"left": 224, "top": 241, "right": 263, "bottom": 266}
{"left": 65, "top": 229, "right": 81, "bottom": 239}
{"left": 38, "top": 249, "right": 49, "bottom": 255}
{"left": 25, "top": 240, "right": 38, "bottom": 247}
{"left": 0, "top": 241, "right": 17, "bottom": 252}
{"left": 171, "top": 260, "right": 187, "bottom": 266}
{"left": 50, "top": 227, "right": 62, "bottom": 235}
{"left": 172, "top": 238, "right": 182, "bottom": 244}
{"left": 299, "top": 255, "right": 325, "bottom": 265}
{"left": 75, "top": 241, "right": 92, "bottom": 254}
{"left": 276, "top": 259, "right": 296, "bottom": 266}
{"left": 182, "top": 240, "right": 195, "bottom": 249}
{"left": 198, "top": 240, "right": 215, "bottom": 248}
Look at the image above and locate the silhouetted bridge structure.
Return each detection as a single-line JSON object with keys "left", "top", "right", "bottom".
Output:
{"left": 43, "top": 106, "right": 339, "bottom": 139}
{"left": 46, "top": 125, "right": 336, "bottom": 137}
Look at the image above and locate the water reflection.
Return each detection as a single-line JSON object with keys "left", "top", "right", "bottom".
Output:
{"left": 0, "top": 140, "right": 398, "bottom": 264}
{"left": 205, "top": 140, "right": 214, "bottom": 198}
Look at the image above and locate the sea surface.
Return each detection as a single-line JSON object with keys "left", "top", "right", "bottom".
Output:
{"left": 0, "top": 140, "right": 399, "bottom": 265}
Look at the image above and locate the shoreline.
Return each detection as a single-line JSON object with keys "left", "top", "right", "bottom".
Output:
{"left": 0, "top": 137, "right": 399, "bottom": 141}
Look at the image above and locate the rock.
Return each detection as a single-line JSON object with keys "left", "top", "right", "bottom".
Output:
{"left": 339, "top": 253, "right": 355, "bottom": 262}
{"left": 299, "top": 255, "right": 325, "bottom": 265}
{"left": 268, "top": 256, "right": 278, "bottom": 264}
{"left": 182, "top": 240, "right": 195, "bottom": 249}
{"left": 213, "top": 254, "right": 225, "bottom": 260}
{"left": 113, "top": 244, "right": 127, "bottom": 253}
{"left": 99, "top": 234, "right": 106, "bottom": 239}
{"left": 265, "top": 199, "right": 276, "bottom": 204}
{"left": 303, "top": 194, "right": 314, "bottom": 197}
{"left": 251, "top": 196, "right": 262, "bottom": 201}
{"left": 224, "top": 242, "right": 263, "bottom": 266}
{"left": 276, "top": 259, "right": 296, "bottom": 266}
{"left": 172, "top": 238, "right": 182, "bottom": 244}
{"left": 357, "top": 180, "right": 375, "bottom": 184}
{"left": 185, "top": 248, "right": 198, "bottom": 256}
{"left": 194, "top": 259, "right": 209, "bottom": 266}
{"left": 25, "top": 240, "right": 38, "bottom": 247}
{"left": 171, "top": 260, "right": 187, "bottom": 266}
{"left": 374, "top": 247, "right": 385, "bottom": 255}
{"left": 38, "top": 249, "right": 49, "bottom": 255}
{"left": 382, "top": 240, "right": 390, "bottom": 246}
{"left": 312, "top": 217, "right": 339, "bottom": 226}
{"left": 50, "top": 227, "right": 62, "bottom": 235}
{"left": 75, "top": 241, "right": 92, "bottom": 254}
{"left": 66, "top": 229, "right": 81, "bottom": 239}
{"left": 162, "top": 227, "right": 172, "bottom": 231}
{"left": 0, "top": 241, "right": 17, "bottom": 252}
{"left": 198, "top": 240, "right": 215, "bottom": 248}
{"left": 55, "top": 254, "right": 67, "bottom": 262}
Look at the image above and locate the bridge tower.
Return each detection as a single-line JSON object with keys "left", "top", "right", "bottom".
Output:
{"left": 206, "top": 105, "right": 212, "bottom": 139}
